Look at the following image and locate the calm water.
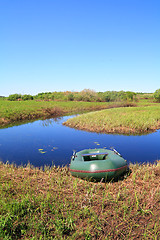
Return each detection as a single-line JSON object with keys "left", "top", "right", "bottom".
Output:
{"left": 0, "top": 115, "right": 160, "bottom": 167}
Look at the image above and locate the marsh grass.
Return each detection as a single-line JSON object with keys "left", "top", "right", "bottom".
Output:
{"left": 0, "top": 99, "right": 137, "bottom": 128}
{"left": 64, "top": 105, "right": 160, "bottom": 134}
{"left": 0, "top": 161, "right": 159, "bottom": 239}
{"left": 0, "top": 100, "right": 119, "bottom": 127}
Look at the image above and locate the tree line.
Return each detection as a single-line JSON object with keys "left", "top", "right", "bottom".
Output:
{"left": 5, "top": 88, "right": 160, "bottom": 102}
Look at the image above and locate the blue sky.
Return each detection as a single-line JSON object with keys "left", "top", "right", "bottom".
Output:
{"left": 0, "top": 0, "right": 159, "bottom": 96}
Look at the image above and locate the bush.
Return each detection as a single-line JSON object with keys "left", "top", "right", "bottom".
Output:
{"left": 79, "top": 89, "right": 97, "bottom": 102}
{"left": 154, "top": 89, "right": 160, "bottom": 102}
{"left": 22, "top": 95, "right": 33, "bottom": 101}
{"left": 8, "top": 94, "right": 22, "bottom": 101}
{"left": 67, "top": 93, "right": 74, "bottom": 101}
{"left": 34, "top": 92, "right": 53, "bottom": 100}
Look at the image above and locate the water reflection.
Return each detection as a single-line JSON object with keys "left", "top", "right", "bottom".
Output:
{"left": 0, "top": 115, "right": 160, "bottom": 167}
{"left": 40, "top": 117, "right": 64, "bottom": 127}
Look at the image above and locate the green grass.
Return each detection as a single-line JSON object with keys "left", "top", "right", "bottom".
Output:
{"left": 0, "top": 100, "right": 112, "bottom": 127}
{"left": 0, "top": 161, "right": 160, "bottom": 239}
{"left": 64, "top": 105, "right": 160, "bottom": 134}
{"left": 136, "top": 98, "right": 157, "bottom": 106}
{"left": 0, "top": 99, "right": 136, "bottom": 128}
{"left": 1, "top": 98, "right": 159, "bottom": 133}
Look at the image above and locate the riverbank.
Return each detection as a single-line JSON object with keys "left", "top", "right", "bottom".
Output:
{"left": 0, "top": 100, "right": 135, "bottom": 128}
{"left": 64, "top": 105, "right": 160, "bottom": 134}
{"left": 0, "top": 161, "right": 159, "bottom": 239}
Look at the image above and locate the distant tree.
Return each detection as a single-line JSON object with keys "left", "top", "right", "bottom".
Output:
{"left": 67, "top": 93, "right": 74, "bottom": 101}
{"left": 51, "top": 94, "right": 54, "bottom": 100}
{"left": 22, "top": 94, "right": 33, "bottom": 101}
{"left": 104, "top": 93, "right": 111, "bottom": 102}
{"left": 154, "top": 89, "right": 160, "bottom": 102}
{"left": 74, "top": 93, "right": 83, "bottom": 101}
{"left": 8, "top": 94, "right": 22, "bottom": 101}
{"left": 53, "top": 91, "right": 67, "bottom": 101}
{"left": 126, "top": 91, "right": 136, "bottom": 101}
{"left": 103, "top": 91, "right": 117, "bottom": 102}
{"left": 117, "top": 91, "right": 126, "bottom": 101}
{"left": 34, "top": 92, "right": 45, "bottom": 100}
{"left": 80, "top": 89, "right": 97, "bottom": 102}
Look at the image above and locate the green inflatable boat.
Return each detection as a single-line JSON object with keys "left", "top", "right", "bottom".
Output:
{"left": 70, "top": 148, "right": 128, "bottom": 181}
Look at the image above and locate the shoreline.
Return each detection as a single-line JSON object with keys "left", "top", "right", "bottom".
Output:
{"left": 0, "top": 161, "right": 159, "bottom": 239}
{"left": 1, "top": 99, "right": 160, "bottom": 134}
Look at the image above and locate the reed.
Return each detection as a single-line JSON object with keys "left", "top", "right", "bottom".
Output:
{"left": 0, "top": 161, "right": 159, "bottom": 239}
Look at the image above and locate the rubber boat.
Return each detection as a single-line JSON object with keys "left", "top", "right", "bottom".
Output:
{"left": 70, "top": 148, "right": 128, "bottom": 181}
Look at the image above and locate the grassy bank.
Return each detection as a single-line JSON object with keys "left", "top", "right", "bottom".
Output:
{"left": 0, "top": 100, "right": 108, "bottom": 127}
{"left": 0, "top": 162, "right": 159, "bottom": 239}
{"left": 64, "top": 105, "right": 160, "bottom": 134}
{"left": 0, "top": 100, "right": 135, "bottom": 128}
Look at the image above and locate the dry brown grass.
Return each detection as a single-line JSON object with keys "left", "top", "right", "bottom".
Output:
{"left": 0, "top": 161, "right": 160, "bottom": 239}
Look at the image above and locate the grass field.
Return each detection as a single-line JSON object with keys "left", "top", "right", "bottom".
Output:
{"left": 0, "top": 161, "right": 159, "bottom": 239}
{"left": 0, "top": 100, "right": 109, "bottom": 127}
{"left": 64, "top": 105, "right": 160, "bottom": 134}
{"left": 0, "top": 99, "right": 135, "bottom": 128}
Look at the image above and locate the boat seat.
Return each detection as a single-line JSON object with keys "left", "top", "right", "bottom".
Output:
{"left": 82, "top": 152, "right": 108, "bottom": 161}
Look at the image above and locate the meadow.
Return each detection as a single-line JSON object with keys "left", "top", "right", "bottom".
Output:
{"left": 0, "top": 97, "right": 160, "bottom": 239}
{"left": 0, "top": 100, "right": 107, "bottom": 126}
{"left": 64, "top": 105, "right": 160, "bottom": 134}
{"left": 0, "top": 99, "right": 134, "bottom": 128}
{"left": 0, "top": 161, "right": 159, "bottom": 239}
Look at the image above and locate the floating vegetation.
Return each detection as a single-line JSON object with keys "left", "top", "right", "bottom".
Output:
{"left": 38, "top": 146, "right": 58, "bottom": 154}
{"left": 51, "top": 147, "right": 58, "bottom": 151}
{"left": 38, "top": 149, "right": 46, "bottom": 154}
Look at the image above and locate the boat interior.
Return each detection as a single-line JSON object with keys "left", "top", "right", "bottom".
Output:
{"left": 82, "top": 152, "right": 108, "bottom": 161}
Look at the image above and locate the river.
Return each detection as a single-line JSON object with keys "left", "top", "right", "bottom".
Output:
{"left": 0, "top": 115, "right": 160, "bottom": 167}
